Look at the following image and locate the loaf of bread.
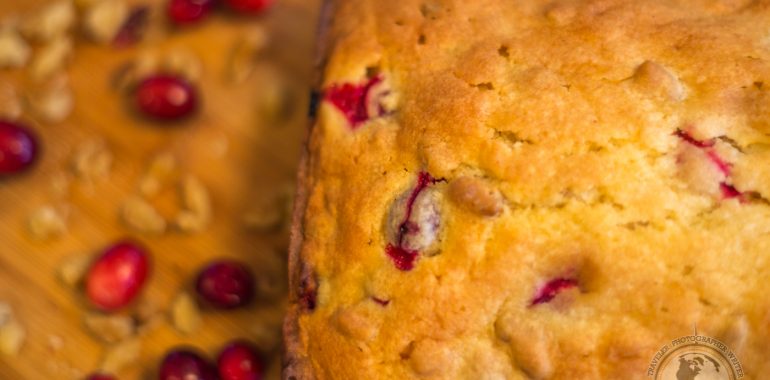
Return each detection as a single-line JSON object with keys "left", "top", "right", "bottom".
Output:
{"left": 284, "top": 0, "right": 770, "bottom": 378}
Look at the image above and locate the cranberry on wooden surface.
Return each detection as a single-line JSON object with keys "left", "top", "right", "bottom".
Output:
{"left": 196, "top": 260, "right": 254, "bottom": 309}
{"left": 160, "top": 348, "right": 217, "bottom": 380}
{"left": 168, "top": 0, "right": 216, "bottom": 25}
{"left": 223, "top": 0, "right": 273, "bottom": 14}
{"left": 0, "top": 120, "right": 38, "bottom": 177}
{"left": 217, "top": 341, "right": 265, "bottom": 380}
{"left": 85, "top": 373, "right": 116, "bottom": 380}
{"left": 134, "top": 74, "right": 198, "bottom": 121}
{"left": 86, "top": 240, "right": 149, "bottom": 312}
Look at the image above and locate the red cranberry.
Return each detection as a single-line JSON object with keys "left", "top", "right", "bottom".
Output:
{"left": 196, "top": 260, "right": 254, "bottom": 309}
{"left": 217, "top": 341, "right": 265, "bottom": 380}
{"left": 134, "top": 75, "right": 198, "bottom": 121}
{"left": 371, "top": 297, "right": 390, "bottom": 306}
{"left": 720, "top": 183, "right": 744, "bottom": 200}
{"left": 160, "top": 348, "right": 217, "bottom": 380}
{"left": 531, "top": 278, "right": 579, "bottom": 306}
{"left": 674, "top": 129, "right": 715, "bottom": 148}
{"left": 0, "top": 120, "right": 38, "bottom": 177}
{"left": 86, "top": 240, "right": 149, "bottom": 311}
{"left": 85, "top": 374, "right": 116, "bottom": 380}
{"left": 223, "top": 0, "right": 272, "bottom": 14}
{"left": 385, "top": 244, "right": 418, "bottom": 271}
{"left": 324, "top": 76, "right": 388, "bottom": 128}
{"left": 385, "top": 172, "right": 441, "bottom": 271}
{"left": 168, "top": 0, "right": 216, "bottom": 25}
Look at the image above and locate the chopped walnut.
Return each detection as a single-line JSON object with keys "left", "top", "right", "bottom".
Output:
{"left": 333, "top": 306, "right": 378, "bottom": 342}
{"left": 30, "top": 37, "right": 72, "bottom": 81}
{"left": 260, "top": 76, "right": 296, "bottom": 124}
{"left": 0, "top": 320, "right": 25, "bottom": 356}
{"left": 83, "top": 313, "right": 135, "bottom": 343}
{"left": 138, "top": 152, "right": 177, "bottom": 197}
{"left": 47, "top": 335, "right": 64, "bottom": 352}
{"left": 21, "top": 0, "right": 76, "bottom": 42}
{"left": 27, "top": 204, "right": 69, "bottom": 240}
{"left": 49, "top": 171, "right": 72, "bottom": 199}
{"left": 27, "top": 73, "right": 73, "bottom": 123}
{"left": 408, "top": 339, "right": 457, "bottom": 376}
{"left": 0, "top": 28, "right": 31, "bottom": 69}
{"left": 175, "top": 175, "right": 212, "bottom": 232}
{"left": 0, "top": 304, "right": 25, "bottom": 357}
{"left": 170, "top": 292, "right": 201, "bottom": 335}
{"left": 242, "top": 194, "right": 285, "bottom": 231}
{"left": 226, "top": 27, "right": 267, "bottom": 84}
{"left": 100, "top": 338, "right": 140, "bottom": 373}
{"left": 71, "top": 138, "right": 113, "bottom": 181}
{"left": 0, "top": 303, "right": 10, "bottom": 326}
{"left": 57, "top": 253, "right": 91, "bottom": 286}
{"left": 83, "top": 0, "right": 128, "bottom": 43}
{"left": 632, "top": 60, "right": 684, "bottom": 101}
{"left": 495, "top": 313, "right": 553, "bottom": 379}
{"left": 448, "top": 176, "right": 503, "bottom": 216}
{"left": 121, "top": 196, "right": 166, "bottom": 234}
{"left": 133, "top": 297, "right": 165, "bottom": 335}
{"left": 0, "top": 84, "right": 22, "bottom": 120}
{"left": 113, "top": 50, "right": 160, "bottom": 91}
{"left": 165, "top": 49, "right": 203, "bottom": 82}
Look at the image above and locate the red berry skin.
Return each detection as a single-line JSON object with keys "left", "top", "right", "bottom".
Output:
{"left": 134, "top": 75, "right": 198, "bottom": 121}
{"left": 217, "top": 341, "right": 265, "bottom": 380}
{"left": 85, "top": 374, "right": 116, "bottom": 380}
{"left": 0, "top": 120, "right": 38, "bottom": 177}
{"left": 168, "top": 0, "right": 216, "bottom": 25}
{"left": 223, "top": 0, "right": 272, "bottom": 14}
{"left": 160, "top": 349, "right": 218, "bottom": 380}
{"left": 530, "top": 278, "right": 579, "bottom": 306}
{"left": 86, "top": 240, "right": 149, "bottom": 312}
{"left": 196, "top": 260, "right": 254, "bottom": 309}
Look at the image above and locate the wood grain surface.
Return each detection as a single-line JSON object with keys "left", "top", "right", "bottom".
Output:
{"left": 0, "top": 0, "right": 319, "bottom": 378}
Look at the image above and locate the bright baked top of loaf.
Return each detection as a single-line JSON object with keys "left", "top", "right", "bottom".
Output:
{"left": 287, "top": 0, "right": 770, "bottom": 378}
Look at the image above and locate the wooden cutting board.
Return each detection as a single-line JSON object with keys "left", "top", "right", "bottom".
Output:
{"left": 0, "top": 0, "right": 318, "bottom": 378}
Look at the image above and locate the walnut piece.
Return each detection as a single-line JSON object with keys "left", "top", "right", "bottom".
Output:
{"left": 72, "top": 139, "right": 113, "bottom": 181}
{"left": 0, "top": 304, "right": 25, "bottom": 357}
{"left": 226, "top": 27, "right": 268, "bottom": 84}
{"left": 170, "top": 292, "right": 201, "bottom": 335}
{"left": 333, "top": 306, "right": 378, "bottom": 342}
{"left": 121, "top": 196, "right": 166, "bottom": 234}
{"left": 0, "top": 320, "right": 25, "bottom": 356}
{"left": 138, "top": 152, "right": 177, "bottom": 197}
{"left": 84, "top": 0, "right": 128, "bottom": 43}
{"left": 21, "top": 0, "right": 76, "bottom": 42}
{"left": 175, "top": 175, "right": 212, "bottom": 232}
{"left": 27, "top": 204, "right": 69, "bottom": 240}
{"left": 165, "top": 49, "right": 202, "bottom": 82}
{"left": 408, "top": 339, "right": 456, "bottom": 376}
{"left": 100, "top": 338, "right": 140, "bottom": 373}
{"left": 30, "top": 37, "right": 72, "bottom": 81}
{"left": 448, "top": 176, "right": 503, "bottom": 216}
{"left": 84, "top": 313, "right": 135, "bottom": 343}
{"left": 632, "top": 60, "right": 685, "bottom": 102}
{"left": 0, "top": 29, "right": 31, "bottom": 69}
{"left": 0, "top": 84, "right": 22, "bottom": 120}
{"left": 57, "top": 253, "right": 91, "bottom": 286}
{"left": 27, "top": 74, "right": 73, "bottom": 123}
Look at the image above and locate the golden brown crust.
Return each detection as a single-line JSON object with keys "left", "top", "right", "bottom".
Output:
{"left": 286, "top": 0, "right": 770, "bottom": 378}
{"left": 282, "top": 1, "right": 334, "bottom": 379}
